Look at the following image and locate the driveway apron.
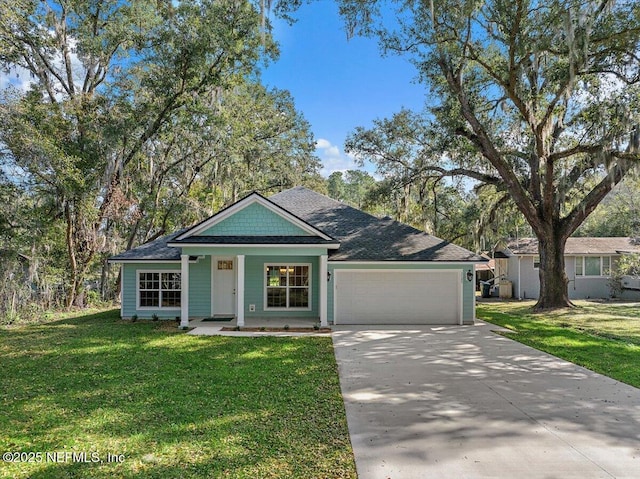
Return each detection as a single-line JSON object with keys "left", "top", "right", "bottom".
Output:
{"left": 332, "top": 321, "right": 640, "bottom": 479}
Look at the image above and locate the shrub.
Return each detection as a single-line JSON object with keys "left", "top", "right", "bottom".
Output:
{"left": 609, "top": 253, "right": 640, "bottom": 297}
{"left": 85, "top": 289, "right": 101, "bottom": 307}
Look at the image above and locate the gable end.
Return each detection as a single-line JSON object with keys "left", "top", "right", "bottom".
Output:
{"left": 176, "top": 192, "right": 334, "bottom": 241}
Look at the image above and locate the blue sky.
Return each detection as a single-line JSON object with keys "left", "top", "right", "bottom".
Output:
{"left": 261, "top": 2, "right": 427, "bottom": 177}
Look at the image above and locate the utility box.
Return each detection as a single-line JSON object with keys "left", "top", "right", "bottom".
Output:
{"left": 621, "top": 276, "right": 640, "bottom": 290}
{"left": 499, "top": 280, "right": 513, "bottom": 299}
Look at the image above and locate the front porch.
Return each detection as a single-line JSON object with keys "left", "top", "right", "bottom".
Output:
{"left": 178, "top": 252, "right": 329, "bottom": 329}
{"left": 187, "top": 315, "right": 330, "bottom": 336}
{"left": 189, "top": 315, "right": 323, "bottom": 329}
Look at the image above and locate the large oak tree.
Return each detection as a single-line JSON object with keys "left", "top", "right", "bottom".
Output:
{"left": 300, "top": 0, "right": 640, "bottom": 308}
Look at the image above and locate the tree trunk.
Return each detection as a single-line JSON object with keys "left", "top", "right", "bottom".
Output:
{"left": 534, "top": 232, "right": 572, "bottom": 309}
{"left": 64, "top": 202, "right": 78, "bottom": 309}
{"left": 100, "top": 258, "right": 109, "bottom": 301}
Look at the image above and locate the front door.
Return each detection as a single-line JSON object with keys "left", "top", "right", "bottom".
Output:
{"left": 212, "top": 257, "right": 236, "bottom": 316}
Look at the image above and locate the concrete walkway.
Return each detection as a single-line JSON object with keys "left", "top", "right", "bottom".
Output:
{"left": 187, "top": 325, "right": 330, "bottom": 337}
{"left": 187, "top": 317, "right": 330, "bottom": 337}
{"left": 332, "top": 321, "right": 640, "bottom": 479}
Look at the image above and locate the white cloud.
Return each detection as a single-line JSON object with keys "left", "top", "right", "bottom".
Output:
{"left": 315, "top": 138, "right": 331, "bottom": 149}
{"left": 0, "top": 34, "right": 87, "bottom": 99}
{"left": 0, "top": 67, "right": 35, "bottom": 93}
{"left": 315, "top": 138, "right": 360, "bottom": 177}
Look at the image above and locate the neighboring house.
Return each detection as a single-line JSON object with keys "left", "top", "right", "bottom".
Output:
{"left": 495, "top": 237, "right": 640, "bottom": 300}
{"left": 109, "top": 187, "right": 486, "bottom": 327}
{"left": 475, "top": 254, "right": 495, "bottom": 287}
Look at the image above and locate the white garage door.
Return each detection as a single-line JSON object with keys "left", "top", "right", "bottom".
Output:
{"left": 334, "top": 270, "right": 461, "bottom": 325}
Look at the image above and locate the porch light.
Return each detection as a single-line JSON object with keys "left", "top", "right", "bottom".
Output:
{"left": 327, "top": 271, "right": 332, "bottom": 281}
{"left": 466, "top": 269, "right": 474, "bottom": 282}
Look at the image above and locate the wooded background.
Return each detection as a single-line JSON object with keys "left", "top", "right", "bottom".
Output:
{"left": 1, "top": 0, "right": 639, "bottom": 321}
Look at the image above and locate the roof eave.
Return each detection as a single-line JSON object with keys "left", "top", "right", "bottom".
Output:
{"left": 327, "top": 258, "right": 488, "bottom": 263}
{"left": 167, "top": 241, "right": 341, "bottom": 249}
{"left": 108, "top": 258, "right": 180, "bottom": 264}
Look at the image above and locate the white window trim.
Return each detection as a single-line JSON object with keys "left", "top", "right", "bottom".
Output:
{"left": 263, "top": 263, "right": 312, "bottom": 311}
{"left": 574, "top": 256, "right": 612, "bottom": 278}
{"left": 136, "top": 270, "right": 182, "bottom": 310}
{"left": 575, "top": 256, "right": 583, "bottom": 276}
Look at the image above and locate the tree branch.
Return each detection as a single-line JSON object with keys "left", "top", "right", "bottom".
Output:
{"left": 563, "top": 158, "right": 635, "bottom": 235}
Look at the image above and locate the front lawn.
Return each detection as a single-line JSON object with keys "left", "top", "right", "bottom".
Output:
{"left": 0, "top": 310, "right": 356, "bottom": 479}
{"left": 477, "top": 300, "right": 640, "bottom": 388}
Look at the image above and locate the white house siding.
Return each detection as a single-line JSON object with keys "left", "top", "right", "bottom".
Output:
{"left": 506, "top": 256, "right": 540, "bottom": 300}
{"left": 505, "top": 254, "right": 640, "bottom": 300}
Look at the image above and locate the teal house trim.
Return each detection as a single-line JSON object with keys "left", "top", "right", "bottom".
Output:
{"left": 110, "top": 188, "right": 487, "bottom": 328}
{"left": 197, "top": 202, "right": 312, "bottom": 237}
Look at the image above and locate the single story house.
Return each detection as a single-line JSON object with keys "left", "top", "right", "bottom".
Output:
{"left": 494, "top": 237, "right": 640, "bottom": 300}
{"left": 109, "top": 187, "right": 486, "bottom": 327}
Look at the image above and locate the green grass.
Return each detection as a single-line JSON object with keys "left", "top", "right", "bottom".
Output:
{"left": 0, "top": 310, "right": 356, "bottom": 478}
{"left": 477, "top": 300, "right": 640, "bottom": 388}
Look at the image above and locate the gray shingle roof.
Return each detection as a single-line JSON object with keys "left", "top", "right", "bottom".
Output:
{"left": 109, "top": 229, "right": 187, "bottom": 261}
{"left": 506, "top": 237, "right": 640, "bottom": 255}
{"left": 110, "top": 187, "right": 485, "bottom": 263}
{"left": 269, "top": 187, "right": 484, "bottom": 262}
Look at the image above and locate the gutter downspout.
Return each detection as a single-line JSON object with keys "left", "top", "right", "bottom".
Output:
{"left": 518, "top": 256, "right": 522, "bottom": 300}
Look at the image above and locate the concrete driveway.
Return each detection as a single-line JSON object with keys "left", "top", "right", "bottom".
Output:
{"left": 332, "top": 321, "right": 640, "bottom": 479}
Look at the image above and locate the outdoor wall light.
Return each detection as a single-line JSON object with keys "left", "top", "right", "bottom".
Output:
{"left": 466, "top": 269, "right": 474, "bottom": 282}
{"left": 327, "top": 271, "right": 332, "bottom": 281}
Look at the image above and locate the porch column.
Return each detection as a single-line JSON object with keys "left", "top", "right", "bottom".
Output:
{"left": 180, "top": 254, "right": 190, "bottom": 328}
{"left": 236, "top": 255, "right": 245, "bottom": 327}
{"left": 319, "top": 254, "right": 328, "bottom": 327}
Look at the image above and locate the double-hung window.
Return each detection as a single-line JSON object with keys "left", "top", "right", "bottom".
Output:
{"left": 138, "top": 271, "right": 181, "bottom": 308}
{"left": 575, "top": 257, "right": 583, "bottom": 276}
{"left": 575, "top": 256, "right": 611, "bottom": 277}
{"left": 602, "top": 256, "right": 611, "bottom": 276}
{"left": 265, "top": 264, "right": 311, "bottom": 310}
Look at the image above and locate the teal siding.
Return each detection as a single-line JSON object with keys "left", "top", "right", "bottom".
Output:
{"left": 244, "top": 255, "right": 320, "bottom": 319}
{"left": 121, "top": 263, "right": 181, "bottom": 320}
{"left": 189, "top": 256, "right": 211, "bottom": 318}
{"left": 198, "top": 202, "right": 311, "bottom": 236}
{"left": 462, "top": 265, "right": 475, "bottom": 323}
{"left": 327, "top": 263, "right": 476, "bottom": 324}
{"left": 120, "top": 258, "right": 211, "bottom": 320}
{"left": 121, "top": 258, "right": 476, "bottom": 323}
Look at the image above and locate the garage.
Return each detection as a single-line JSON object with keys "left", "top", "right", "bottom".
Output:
{"left": 333, "top": 269, "right": 461, "bottom": 325}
